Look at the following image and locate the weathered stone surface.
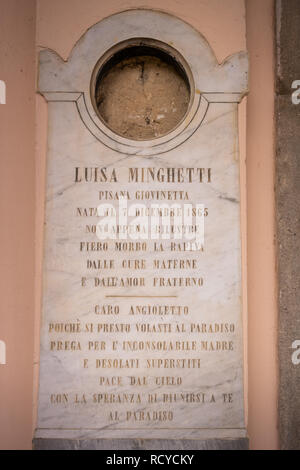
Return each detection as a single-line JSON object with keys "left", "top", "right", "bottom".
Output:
{"left": 96, "top": 53, "right": 190, "bottom": 140}
{"left": 276, "top": 0, "right": 300, "bottom": 451}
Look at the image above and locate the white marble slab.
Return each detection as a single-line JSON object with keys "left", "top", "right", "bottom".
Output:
{"left": 36, "top": 10, "right": 248, "bottom": 441}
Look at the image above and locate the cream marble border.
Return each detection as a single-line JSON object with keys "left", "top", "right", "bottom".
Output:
{"left": 39, "top": 9, "right": 248, "bottom": 155}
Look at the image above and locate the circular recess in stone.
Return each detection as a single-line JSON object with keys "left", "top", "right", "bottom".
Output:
{"left": 91, "top": 39, "right": 193, "bottom": 141}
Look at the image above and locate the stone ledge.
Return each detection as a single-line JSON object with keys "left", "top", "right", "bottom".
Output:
{"left": 33, "top": 438, "right": 249, "bottom": 450}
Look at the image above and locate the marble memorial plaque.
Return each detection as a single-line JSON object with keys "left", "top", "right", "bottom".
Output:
{"left": 35, "top": 10, "right": 248, "bottom": 442}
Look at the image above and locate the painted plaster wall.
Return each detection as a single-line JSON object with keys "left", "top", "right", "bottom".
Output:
{"left": 0, "top": 0, "right": 36, "bottom": 450}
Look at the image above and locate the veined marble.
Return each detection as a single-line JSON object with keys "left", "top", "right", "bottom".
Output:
{"left": 35, "top": 10, "right": 248, "bottom": 441}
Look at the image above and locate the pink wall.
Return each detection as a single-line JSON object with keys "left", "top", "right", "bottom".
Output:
{"left": 0, "top": 0, "right": 36, "bottom": 450}
{"left": 36, "top": 0, "right": 246, "bottom": 63}
{"left": 246, "top": 0, "right": 279, "bottom": 450}
{"left": 0, "top": 0, "right": 278, "bottom": 450}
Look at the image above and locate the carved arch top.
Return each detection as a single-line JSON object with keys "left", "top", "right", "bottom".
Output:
{"left": 38, "top": 9, "right": 248, "bottom": 156}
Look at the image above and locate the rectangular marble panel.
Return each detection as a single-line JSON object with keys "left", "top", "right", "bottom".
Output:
{"left": 35, "top": 10, "right": 248, "bottom": 443}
